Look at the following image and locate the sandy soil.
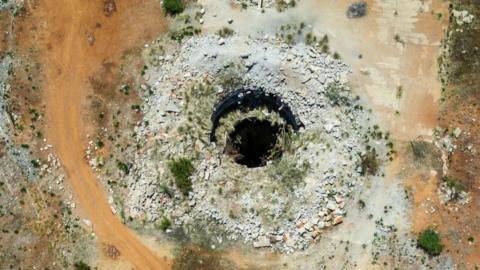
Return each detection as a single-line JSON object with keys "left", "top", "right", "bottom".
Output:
{"left": 307, "top": 0, "right": 448, "bottom": 141}
{"left": 17, "top": 0, "right": 170, "bottom": 268}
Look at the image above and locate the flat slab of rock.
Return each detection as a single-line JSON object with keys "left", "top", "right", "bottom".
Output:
{"left": 253, "top": 236, "right": 272, "bottom": 248}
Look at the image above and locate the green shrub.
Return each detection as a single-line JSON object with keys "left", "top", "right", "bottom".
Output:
{"left": 159, "top": 217, "right": 172, "bottom": 231}
{"left": 357, "top": 199, "right": 366, "bottom": 209}
{"left": 168, "top": 158, "right": 194, "bottom": 195}
{"left": 170, "top": 25, "right": 201, "bottom": 43}
{"left": 325, "top": 84, "right": 349, "bottom": 106}
{"left": 73, "top": 261, "right": 91, "bottom": 270}
{"left": 275, "top": 0, "right": 296, "bottom": 12}
{"left": 445, "top": 176, "right": 466, "bottom": 192}
{"left": 217, "top": 27, "right": 234, "bottom": 38}
{"left": 116, "top": 160, "right": 129, "bottom": 174}
{"left": 162, "top": 0, "right": 184, "bottom": 15}
{"left": 418, "top": 228, "right": 443, "bottom": 256}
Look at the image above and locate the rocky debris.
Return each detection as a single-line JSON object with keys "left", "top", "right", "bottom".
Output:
{"left": 0, "top": 0, "right": 20, "bottom": 11}
{"left": 105, "top": 244, "right": 121, "bottom": 259}
{"left": 332, "top": 216, "right": 343, "bottom": 225}
{"left": 86, "top": 32, "right": 95, "bottom": 46}
{"left": 452, "top": 10, "right": 475, "bottom": 26}
{"left": 438, "top": 181, "right": 471, "bottom": 205}
{"left": 82, "top": 219, "right": 93, "bottom": 229}
{"left": 124, "top": 34, "right": 391, "bottom": 253}
{"left": 453, "top": 127, "right": 462, "bottom": 138}
{"left": 253, "top": 236, "right": 272, "bottom": 248}
{"left": 347, "top": 1, "right": 367, "bottom": 18}
{"left": 103, "top": 0, "right": 117, "bottom": 17}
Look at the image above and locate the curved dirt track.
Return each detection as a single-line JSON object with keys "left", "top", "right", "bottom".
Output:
{"left": 25, "top": 0, "right": 169, "bottom": 268}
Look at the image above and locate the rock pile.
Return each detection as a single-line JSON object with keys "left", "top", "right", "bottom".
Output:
{"left": 125, "top": 34, "right": 390, "bottom": 252}
{"left": 452, "top": 9, "right": 475, "bottom": 26}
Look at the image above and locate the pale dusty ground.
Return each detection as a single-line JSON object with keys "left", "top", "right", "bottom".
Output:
{"left": 202, "top": 0, "right": 447, "bottom": 141}
{"left": 20, "top": 0, "right": 449, "bottom": 268}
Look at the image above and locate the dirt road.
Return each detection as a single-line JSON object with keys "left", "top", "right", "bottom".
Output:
{"left": 21, "top": 0, "right": 169, "bottom": 268}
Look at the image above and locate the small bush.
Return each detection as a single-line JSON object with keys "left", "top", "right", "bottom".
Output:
{"left": 360, "top": 149, "right": 379, "bottom": 176}
{"left": 410, "top": 141, "right": 432, "bottom": 160}
{"left": 96, "top": 140, "right": 104, "bottom": 148}
{"left": 73, "top": 261, "right": 91, "bottom": 270}
{"left": 325, "top": 84, "right": 349, "bottom": 106}
{"left": 170, "top": 26, "right": 201, "bottom": 43}
{"left": 395, "top": 86, "right": 403, "bottom": 99}
{"left": 275, "top": 0, "right": 296, "bottom": 12}
{"left": 358, "top": 199, "right": 366, "bottom": 209}
{"left": 116, "top": 160, "right": 130, "bottom": 174}
{"left": 163, "top": 0, "right": 184, "bottom": 15}
{"left": 418, "top": 228, "right": 443, "bottom": 256}
{"left": 168, "top": 158, "right": 194, "bottom": 195}
{"left": 217, "top": 27, "right": 234, "bottom": 38}
{"left": 159, "top": 217, "right": 172, "bottom": 231}
{"left": 444, "top": 176, "right": 466, "bottom": 192}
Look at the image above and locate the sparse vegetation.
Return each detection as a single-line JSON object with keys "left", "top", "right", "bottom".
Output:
{"left": 360, "top": 149, "right": 379, "bottom": 176}
{"left": 74, "top": 261, "right": 91, "bottom": 270}
{"left": 440, "top": 1, "right": 480, "bottom": 98}
{"left": 418, "top": 228, "right": 443, "bottom": 256}
{"left": 268, "top": 158, "right": 310, "bottom": 191}
{"left": 275, "top": 0, "right": 296, "bottom": 12}
{"left": 168, "top": 158, "right": 194, "bottom": 195}
{"left": 444, "top": 176, "right": 466, "bottom": 193}
{"left": 217, "top": 27, "right": 234, "bottom": 38}
{"left": 116, "top": 160, "right": 130, "bottom": 174}
{"left": 396, "top": 85, "right": 403, "bottom": 99}
{"left": 394, "top": 34, "right": 405, "bottom": 45}
{"left": 170, "top": 25, "right": 201, "bottom": 43}
{"left": 410, "top": 141, "right": 432, "bottom": 160}
{"left": 325, "top": 84, "right": 349, "bottom": 106}
{"left": 216, "top": 65, "right": 244, "bottom": 90}
{"left": 172, "top": 246, "right": 227, "bottom": 270}
{"left": 159, "top": 217, "right": 172, "bottom": 231}
{"left": 358, "top": 199, "right": 366, "bottom": 209}
{"left": 162, "top": 0, "right": 184, "bottom": 16}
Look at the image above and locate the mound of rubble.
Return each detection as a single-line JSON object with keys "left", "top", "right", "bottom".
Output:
{"left": 126, "top": 35, "right": 391, "bottom": 252}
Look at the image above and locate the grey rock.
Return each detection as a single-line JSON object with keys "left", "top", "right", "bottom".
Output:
{"left": 347, "top": 1, "right": 367, "bottom": 18}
